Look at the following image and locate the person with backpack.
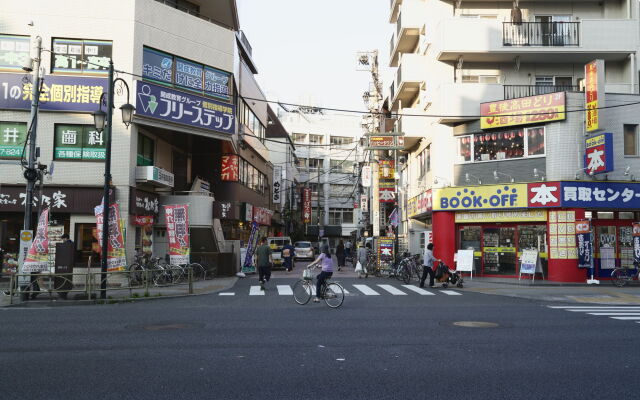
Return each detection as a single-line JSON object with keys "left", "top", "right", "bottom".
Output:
{"left": 281, "top": 241, "right": 295, "bottom": 272}
{"left": 308, "top": 244, "right": 334, "bottom": 303}
{"left": 419, "top": 243, "right": 440, "bottom": 288}
{"left": 255, "top": 237, "right": 273, "bottom": 290}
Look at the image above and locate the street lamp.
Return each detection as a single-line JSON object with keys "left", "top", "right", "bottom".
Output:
{"left": 93, "top": 60, "right": 135, "bottom": 299}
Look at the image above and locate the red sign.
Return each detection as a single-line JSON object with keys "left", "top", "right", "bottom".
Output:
{"left": 379, "top": 187, "right": 396, "bottom": 203}
{"left": 22, "top": 208, "right": 50, "bottom": 273}
{"left": 253, "top": 206, "right": 273, "bottom": 226}
{"left": 165, "top": 204, "right": 190, "bottom": 265}
{"left": 221, "top": 154, "right": 239, "bottom": 182}
{"left": 369, "top": 136, "right": 394, "bottom": 147}
{"left": 132, "top": 215, "right": 154, "bottom": 226}
{"left": 481, "top": 92, "right": 566, "bottom": 129}
{"left": 527, "top": 182, "right": 561, "bottom": 207}
{"left": 575, "top": 221, "right": 591, "bottom": 235}
{"left": 95, "top": 203, "right": 127, "bottom": 271}
{"left": 303, "top": 188, "right": 312, "bottom": 223}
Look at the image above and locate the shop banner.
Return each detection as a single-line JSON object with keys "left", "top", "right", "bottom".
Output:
{"left": 135, "top": 81, "right": 235, "bottom": 135}
{"left": 21, "top": 209, "right": 50, "bottom": 273}
{"left": 0, "top": 73, "right": 107, "bottom": 112}
{"left": 407, "top": 190, "right": 432, "bottom": 218}
{"left": 220, "top": 154, "right": 239, "bottom": 181}
{"left": 95, "top": 203, "right": 127, "bottom": 271}
{"left": 242, "top": 221, "right": 259, "bottom": 273}
{"left": 272, "top": 166, "right": 282, "bottom": 204}
{"left": 480, "top": 92, "right": 566, "bottom": 130}
{"left": 132, "top": 215, "right": 154, "bottom": 226}
{"left": 360, "top": 194, "right": 368, "bottom": 212}
{"left": 558, "top": 181, "right": 640, "bottom": 210}
{"left": 377, "top": 237, "right": 395, "bottom": 269}
{"left": 164, "top": 204, "right": 190, "bottom": 265}
{"left": 576, "top": 220, "right": 592, "bottom": 269}
{"left": 455, "top": 209, "right": 546, "bottom": 223}
{"left": 584, "top": 132, "right": 614, "bottom": 175}
{"left": 585, "top": 60, "right": 605, "bottom": 132}
{"left": 633, "top": 223, "right": 640, "bottom": 265}
{"left": 361, "top": 165, "right": 372, "bottom": 187}
{"left": 0, "top": 185, "right": 105, "bottom": 213}
{"left": 253, "top": 206, "right": 273, "bottom": 226}
{"left": 302, "top": 188, "right": 312, "bottom": 223}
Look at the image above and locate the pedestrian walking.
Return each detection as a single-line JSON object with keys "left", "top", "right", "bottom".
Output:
{"left": 345, "top": 240, "right": 352, "bottom": 258}
{"left": 419, "top": 243, "right": 441, "bottom": 288}
{"left": 336, "top": 240, "right": 345, "bottom": 271}
{"left": 281, "top": 241, "right": 295, "bottom": 272}
{"left": 255, "top": 237, "right": 273, "bottom": 290}
{"left": 308, "top": 244, "right": 334, "bottom": 303}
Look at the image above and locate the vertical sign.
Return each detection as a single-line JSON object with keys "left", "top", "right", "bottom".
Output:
{"left": 164, "top": 204, "right": 190, "bottom": 265}
{"left": 576, "top": 220, "right": 592, "bottom": 269}
{"left": 242, "top": 221, "right": 259, "bottom": 273}
{"left": 94, "top": 203, "right": 127, "bottom": 271}
{"left": 273, "top": 166, "right": 282, "bottom": 204}
{"left": 585, "top": 132, "right": 614, "bottom": 175}
{"left": 220, "top": 154, "right": 239, "bottom": 181}
{"left": 360, "top": 194, "right": 368, "bottom": 212}
{"left": 21, "top": 209, "right": 50, "bottom": 273}
{"left": 361, "top": 165, "right": 372, "bottom": 187}
{"left": 585, "top": 59, "right": 605, "bottom": 132}
{"left": 303, "top": 188, "right": 312, "bottom": 223}
{"left": 633, "top": 222, "right": 640, "bottom": 265}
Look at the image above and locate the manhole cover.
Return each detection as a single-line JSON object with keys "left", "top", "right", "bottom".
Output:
{"left": 142, "top": 323, "right": 193, "bottom": 331}
{"left": 453, "top": 321, "right": 499, "bottom": 328}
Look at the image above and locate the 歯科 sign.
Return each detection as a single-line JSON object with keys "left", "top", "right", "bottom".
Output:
{"left": 480, "top": 92, "right": 565, "bottom": 129}
{"left": 135, "top": 81, "right": 235, "bottom": 135}
{"left": 585, "top": 132, "right": 614, "bottom": 175}
{"left": 586, "top": 60, "right": 605, "bottom": 132}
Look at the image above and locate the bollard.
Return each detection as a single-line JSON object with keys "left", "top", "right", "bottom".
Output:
{"left": 144, "top": 268, "right": 150, "bottom": 297}
{"left": 9, "top": 274, "right": 15, "bottom": 305}
{"left": 188, "top": 266, "right": 193, "bottom": 294}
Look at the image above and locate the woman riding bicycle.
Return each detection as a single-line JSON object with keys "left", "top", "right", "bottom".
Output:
{"left": 308, "top": 244, "right": 333, "bottom": 303}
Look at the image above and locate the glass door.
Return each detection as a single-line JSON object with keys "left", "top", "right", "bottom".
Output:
{"left": 459, "top": 226, "right": 481, "bottom": 274}
{"left": 482, "top": 226, "right": 517, "bottom": 275}
{"left": 597, "top": 226, "right": 617, "bottom": 272}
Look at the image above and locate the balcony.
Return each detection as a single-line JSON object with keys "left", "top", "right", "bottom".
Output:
{"left": 504, "top": 85, "right": 581, "bottom": 100}
{"left": 390, "top": 0, "right": 402, "bottom": 23}
{"left": 390, "top": 2, "right": 426, "bottom": 66}
{"left": 428, "top": 83, "right": 504, "bottom": 124}
{"left": 390, "top": 53, "right": 427, "bottom": 110}
{"left": 436, "top": 18, "right": 638, "bottom": 63}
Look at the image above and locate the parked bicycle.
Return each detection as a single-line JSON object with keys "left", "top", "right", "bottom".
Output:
{"left": 611, "top": 263, "right": 640, "bottom": 287}
{"left": 397, "top": 253, "right": 423, "bottom": 284}
{"left": 293, "top": 266, "right": 345, "bottom": 308}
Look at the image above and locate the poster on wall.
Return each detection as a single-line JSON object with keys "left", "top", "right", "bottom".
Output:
{"left": 21, "top": 209, "right": 50, "bottom": 273}
{"left": 164, "top": 204, "right": 190, "bottom": 265}
{"left": 575, "top": 220, "right": 592, "bottom": 269}
{"left": 632, "top": 222, "right": 640, "bottom": 265}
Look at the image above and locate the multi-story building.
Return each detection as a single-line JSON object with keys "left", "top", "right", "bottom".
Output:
{"left": 280, "top": 109, "right": 363, "bottom": 248}
{"left": 0, "top": 0, "right": 278, "bottom": 276}
{"left": 386, "top": 0, "right": 640, "bottom": 281}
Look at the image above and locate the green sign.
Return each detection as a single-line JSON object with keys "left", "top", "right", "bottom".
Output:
{"left": 54, "top": 124, "right": 106, "bottom": 160}
{"left": 0, "top": 122, "right": 27, "bottom": 158}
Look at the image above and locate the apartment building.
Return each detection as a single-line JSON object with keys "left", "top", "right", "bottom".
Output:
{"left": 279, "top": 109, "right": 363, "bottom": 247}
{"left": 387, "top": 0, "right": 640, "bottom": 281}
{"left": 0, "top": 0, "right": 277, "bottom": 275}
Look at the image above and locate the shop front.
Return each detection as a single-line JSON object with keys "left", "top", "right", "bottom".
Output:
{"left": 130, "top": 188, "right": 159, "bottom": 259}
{"left": 406, "top": 190, "right": 432, "bottom": 254}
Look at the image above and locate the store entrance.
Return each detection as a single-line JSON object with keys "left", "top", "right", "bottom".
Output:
{"left": 482, "top": 227, "right": 517, "bottom": 275}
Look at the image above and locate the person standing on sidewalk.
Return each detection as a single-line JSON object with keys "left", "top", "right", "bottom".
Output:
{"left": 281, "top": 241, "right": 295, "bottom": 272}
{"left": 419, "top": 243, "right": 440, "bottom": 288}
{"left": 336, "top": 240, "right": 345, "bottom": 271}
{"left": 255, "top": 237, "right": 273, "bottom": 290}
{"left": 345, "top": 240, "right": 352, "bottom": 258}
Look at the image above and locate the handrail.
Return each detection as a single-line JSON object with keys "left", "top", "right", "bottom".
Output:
{"left": 503, "top": 21, "right": 580, "bottom": 47}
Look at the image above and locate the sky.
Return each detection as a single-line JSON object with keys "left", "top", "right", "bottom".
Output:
{"left": 236, "top": 0, "right": 392, "bottom": 113}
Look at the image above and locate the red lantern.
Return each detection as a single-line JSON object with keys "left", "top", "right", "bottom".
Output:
{"left": 491, "top": 133, "right": 497, "bottom": 141}
{"left": 518, "top": 131, "right": 524, "bottom": 138}
{"left": 510, "top": 132, "right": 515, "bottom": 139}
{"left": 485, "top": 134, "right": 491, "bottom": 141}
{"left": 474, "top": 135, "right": 479, "bottom": 142}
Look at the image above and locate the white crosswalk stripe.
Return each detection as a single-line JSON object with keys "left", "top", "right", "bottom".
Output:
{"left": 249, "top": 286, "right": 264, "bottom": 296}
{"left": 377, "top": 284, "right": 407, "bottom": 295}
{"left": 353, "top": 284, "right": 380, "bottom": 295}
{"left": 219, "top": 292, "right": 235, "bottom": 296}
{"left": 548, "top": 306, "right": 640, "bottom": 324}
{"left": 233, "top": 283, "right": 465, "bottom": 297}
{"left": 277, "top": 285, "right": 293, "bottom": 295}
{"left": 441, "top": 290, "right": 462, "bottom": 296}
{"left": 402, "top": 285, "right": 435, "bottom": 295}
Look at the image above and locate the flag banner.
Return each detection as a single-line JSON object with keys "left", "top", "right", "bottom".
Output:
{"left": 576, "top": 220, "right": 592, "bottom": 269}
{"left": 22, "top": 209, "right": 50, "bottom": 273}
{"left": 242, "top": 221, "right": 259, "bottom": 273}
{"left": 164, "top": 204, "right": 190, "bottom": 265}
{"left": 95, "top": 203, "right": 127, "bottom": 271}
{"left": 633, "top": 223, "right": 640, "bottom": 265}
{"left": 389, "top": 208, "right": 398, "bottom": 228}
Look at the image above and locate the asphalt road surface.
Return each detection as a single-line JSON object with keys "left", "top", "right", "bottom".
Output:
{"left": 2, "top": 275, "right": 640, "bottom": 400}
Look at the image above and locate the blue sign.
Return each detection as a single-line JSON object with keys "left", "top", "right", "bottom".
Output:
{"left": 142, "top": 47, "right": 173, "bottom": 85}
{"left": 577, "top": 232, "right": 592, "bottom": 269}
{"left": 560, "top": 181, "right": 640, "bottom": 209}
{"left": 175, "top": 57, "right": 203, "bottom": 92}
{"left": 584, "top": 132, "right": 614, "bottom": 175}
{"left": 135, "top": 81, "right": 235, "bottom": 135}
{"left": 0, "top": 73, "right": 108, "bottom": 113}
{"left": 204, "top": 66, "right": 231, "bottom": 101}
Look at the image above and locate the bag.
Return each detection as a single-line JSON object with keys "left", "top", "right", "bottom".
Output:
{"left": 355, "top": 261, "right": 363, "bottom": 272}
{"left": 303, "top": 268, "right": 313, "bottom": 280}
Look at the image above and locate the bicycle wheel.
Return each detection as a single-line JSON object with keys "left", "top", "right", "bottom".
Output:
{"left": 323, "top": 283, "right": 344, "bottom": 308}
{"left": 128, "top": 263, "right": 144, "bottom": 286}
{"left": 188, "top": 263, "right": 206, "bottom": 281}
{"left": 293, "top": 280, "right": 312, "bottom": 305}
{"left": 611, "top": 268, "right": 630, "bottom": 287}
{"left": 170, "top": 264, "right": 185, "bottom": 284}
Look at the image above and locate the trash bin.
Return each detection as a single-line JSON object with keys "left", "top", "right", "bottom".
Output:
{"left": 54, "top": 242, "right": 74, "bottom": 299}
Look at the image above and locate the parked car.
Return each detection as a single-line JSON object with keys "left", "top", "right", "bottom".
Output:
{"left": 267, "top": 237, "right": 292, "bottom": 268}
{"left": 294, "top": 241, "right": 315, "bottom": 261}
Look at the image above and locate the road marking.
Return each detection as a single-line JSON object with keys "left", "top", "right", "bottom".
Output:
{"left": 549, "top": 306, "right": 640, "bottom": 309}
{"left": 441, "top": 290, "right": 462, "bottom": 296}
{"left": 219, "top": 292, "right": 235, "bottom": 296}
{"left": 377, "top": 284, "right": 407, "bottom": 295}
{"left": 588, "top": 313, "right": 640, "bottom": 316}
{"left": 249, "top": 286, "right": 265, "bottom": 296}
{"left": 402, "top": 285, "right": 435, "bottom": 295}
{"left": 277, "top": 285, "right": 293, "bottom": 295}
{"left": 353, "top": 284, "right": 380, "bottom": 295}
{"left": 610, "top": 316, "right": 640, "bottom": 320}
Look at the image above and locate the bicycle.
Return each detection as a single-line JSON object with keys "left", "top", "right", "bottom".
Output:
{"left": 610, "top": 263, "right": 640, "bottom": 287}
{"left": 292, "top": 266, "right": 345, "bottom": 308}
{"left": 397, "top": 253, "right": 423, "bottom": 284}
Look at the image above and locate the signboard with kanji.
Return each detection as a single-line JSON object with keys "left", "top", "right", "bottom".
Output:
{"left": 368, "top": 136, "right": 394, "bottom": 147}
{"left": 585, "top": 60, "right": 605, "bottom": 132}
{"left": 0, "top": 121, "right": 26, "bottom": 158}
{"left": 164, "top": 204, "right": 190, "bottom": 265}
{"left": 0, "top": 34, "right": 30, "bottom": 72}
{"left": 480, "top": 92, "right": 565, "bottom": 129}
{"left": 220, "top": 154, "right": 239, "bottom": 181}
{"left": 54, "top": 124, "right": 107, "bottom": 160}
{"left": 584, "top": 132, "right": 614, "bottom": 175}
{"left": 303, "top": 188, "right": 312, "bottom": 223}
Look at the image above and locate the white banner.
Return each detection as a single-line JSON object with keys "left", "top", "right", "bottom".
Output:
{"left": 272, "top": 166, "right": 282, "bottom": 204}
{"left": 360, "top": 194, "right": 368, "bottom": 212}
{"left": 361, "top": 165, "right": 372, "bottom": 187}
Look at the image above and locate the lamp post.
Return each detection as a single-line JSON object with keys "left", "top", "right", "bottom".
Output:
{"left": 92, "top": 60, "right": 134, "bottom": 299}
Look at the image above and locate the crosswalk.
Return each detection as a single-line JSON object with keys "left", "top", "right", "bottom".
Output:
{"left": 218, "top": 283, "right": 463, "bottom": 297}
{"left": 548, "top": 305, "right": 640, "bottom": 324}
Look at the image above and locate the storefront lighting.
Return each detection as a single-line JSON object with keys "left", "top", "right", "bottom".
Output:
{"left": 92, "top": 109, "right": 107, "bottom": 133}
{"left": 465, "top": 173, "right": 482, "bottom": 185}
{"left": 120, "top": 103, "right": 135, "bottom": 128}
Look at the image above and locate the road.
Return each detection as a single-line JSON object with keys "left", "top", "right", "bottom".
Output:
{"left": 1, "top": 272, "right": 640, "bottom": 399}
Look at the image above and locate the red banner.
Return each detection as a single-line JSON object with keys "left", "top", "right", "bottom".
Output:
{"left": 95, "top": 203, "right": 127, "bottom": 271}
{"left": 253, "top": 206, "right": 273, "bottom": 226}
{"left": 221, "top": 154, "right": 239, "bottom": 182}
{"left": 22, "top": 208, "right": 50, "bottom": 273}
{"left": 164, "top": 204, "right": 190, "bottom": 265}
{"left": 303, "top": 188, "right": 311, "bottom": 223}
{"left": 132, "top": 215, "right": 154, "bottom": 226}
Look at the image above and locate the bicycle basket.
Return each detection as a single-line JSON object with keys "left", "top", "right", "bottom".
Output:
{"left": 303, "top": 268, "right": 313, "bottom": 280}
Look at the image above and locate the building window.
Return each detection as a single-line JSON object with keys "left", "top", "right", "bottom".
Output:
{"left": 417, "top": 145, "right": 430, "bottom": 177}
{"left": 309, "top": 182, "right": 323, "bottom": 196}
{"left": 137, "top": 134, "right": 154, "bottom": 166}
{"left": 308, "top": 158, "right": 324, "bottom": 170}
{"left": 456, "top": 126, "right": 545, "bottom": 163}
{"left": 52, "top": 38, "right": 112, "bottom": 75}
{"left": 330, "top": 159, "right": 354, "bottom": 173}
{"left": 461, "top": 75, "right": 499, "bottom": 84}
{"left": 309, "top": 134, "right": 323, "bottom": 145}
{"left": 330, "top": 136, "right": 353, "bottom": 146}
{"left": 293, "top": 133, "right": 307, "bottom": 143}
{"left": 329, "top": 184, "right": 353, "bottom": 197}
{"left": 54, "top": 124, "right": 107, "bottom": 161}
{"left": 328, "top": 208, "right": 353, "bottom": 225}
{"left": 0, "top": 34, "right": 30, "bottom": 72}
{"left": 295, "top": 158, "right": 307, "bottom": 169}
{"left": 239, "top": 99, "right": 265, "bottom": 140}
{"left": 624, "top": 124, "right": 638, "bottom": 156}
{"left": 0, "top": 121, "right": 27, "bottom": 159}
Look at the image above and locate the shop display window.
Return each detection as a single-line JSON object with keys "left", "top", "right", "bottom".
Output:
{"left": 456, "top": 126, "right": 545, "bottom": 163}
{"left": 619, "top": 226, "right": 634, "bottom": 269}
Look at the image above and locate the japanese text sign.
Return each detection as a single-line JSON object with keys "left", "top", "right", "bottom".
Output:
{"left": 253, "top": 206, "right": 273, "bottom": 226}
{"left": 0, "top": 185, "right": 104, "bottom": 213}
{"left": 54, "top": 124, "right": 107, "bottom": 161}
{"left": 369, "top": 136, "right": 394, "bottom": 147}
{"left": 407, "top": 190, "right": 432, "bottom": 218}
{"left": 361, "top": 165, "right": 372, "bottom": 187}
{"left": 272, "top": 166, "right": 282, "bottom": 204}
{"left": 585, "top": 60, "right": 605, "bottom": 132}
{"left": 21, "top": 208, "right": 50, "bottom": 273}
{"left": 576, "top": 220, "right": 592, "bottom": 268}
{"left": 0, "top": 34, "right": 30, "bottom": 72}
{"left": 360, "top": 194, "right": 368, "bottom": 212}
{"left": 136, "top": 81, "right": 235, "bottom": 135}
{"left": 303, "top": 188, "right": 312, "bottom": 223}
{"left": 633, "top": 223, "right": 640, "bottom": 265}
{"left": 433, "top": 184, "right": 528, "bottom": 211}
{"left": 164, "top": 204, "right": 190, "bottom": 265}
{"left": 0, "top": 73, "right": 107, "bottom": 112}
{"left": 220, "top": 154, "right": 239, "bottom": 181}
{"left": 0, "top": 121, "right": 26, "bottom": 158}
{"left": 584, "top": 132, "right": 614, "bottom": 175}
{"left": 528, "top": 181, "right": 640, "bottom": 209}
{"left": 480, "top": 92, "right": 565, "bottom": 129}
{"left": 94, "top": 203, "right": 127, "bottom": 271}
